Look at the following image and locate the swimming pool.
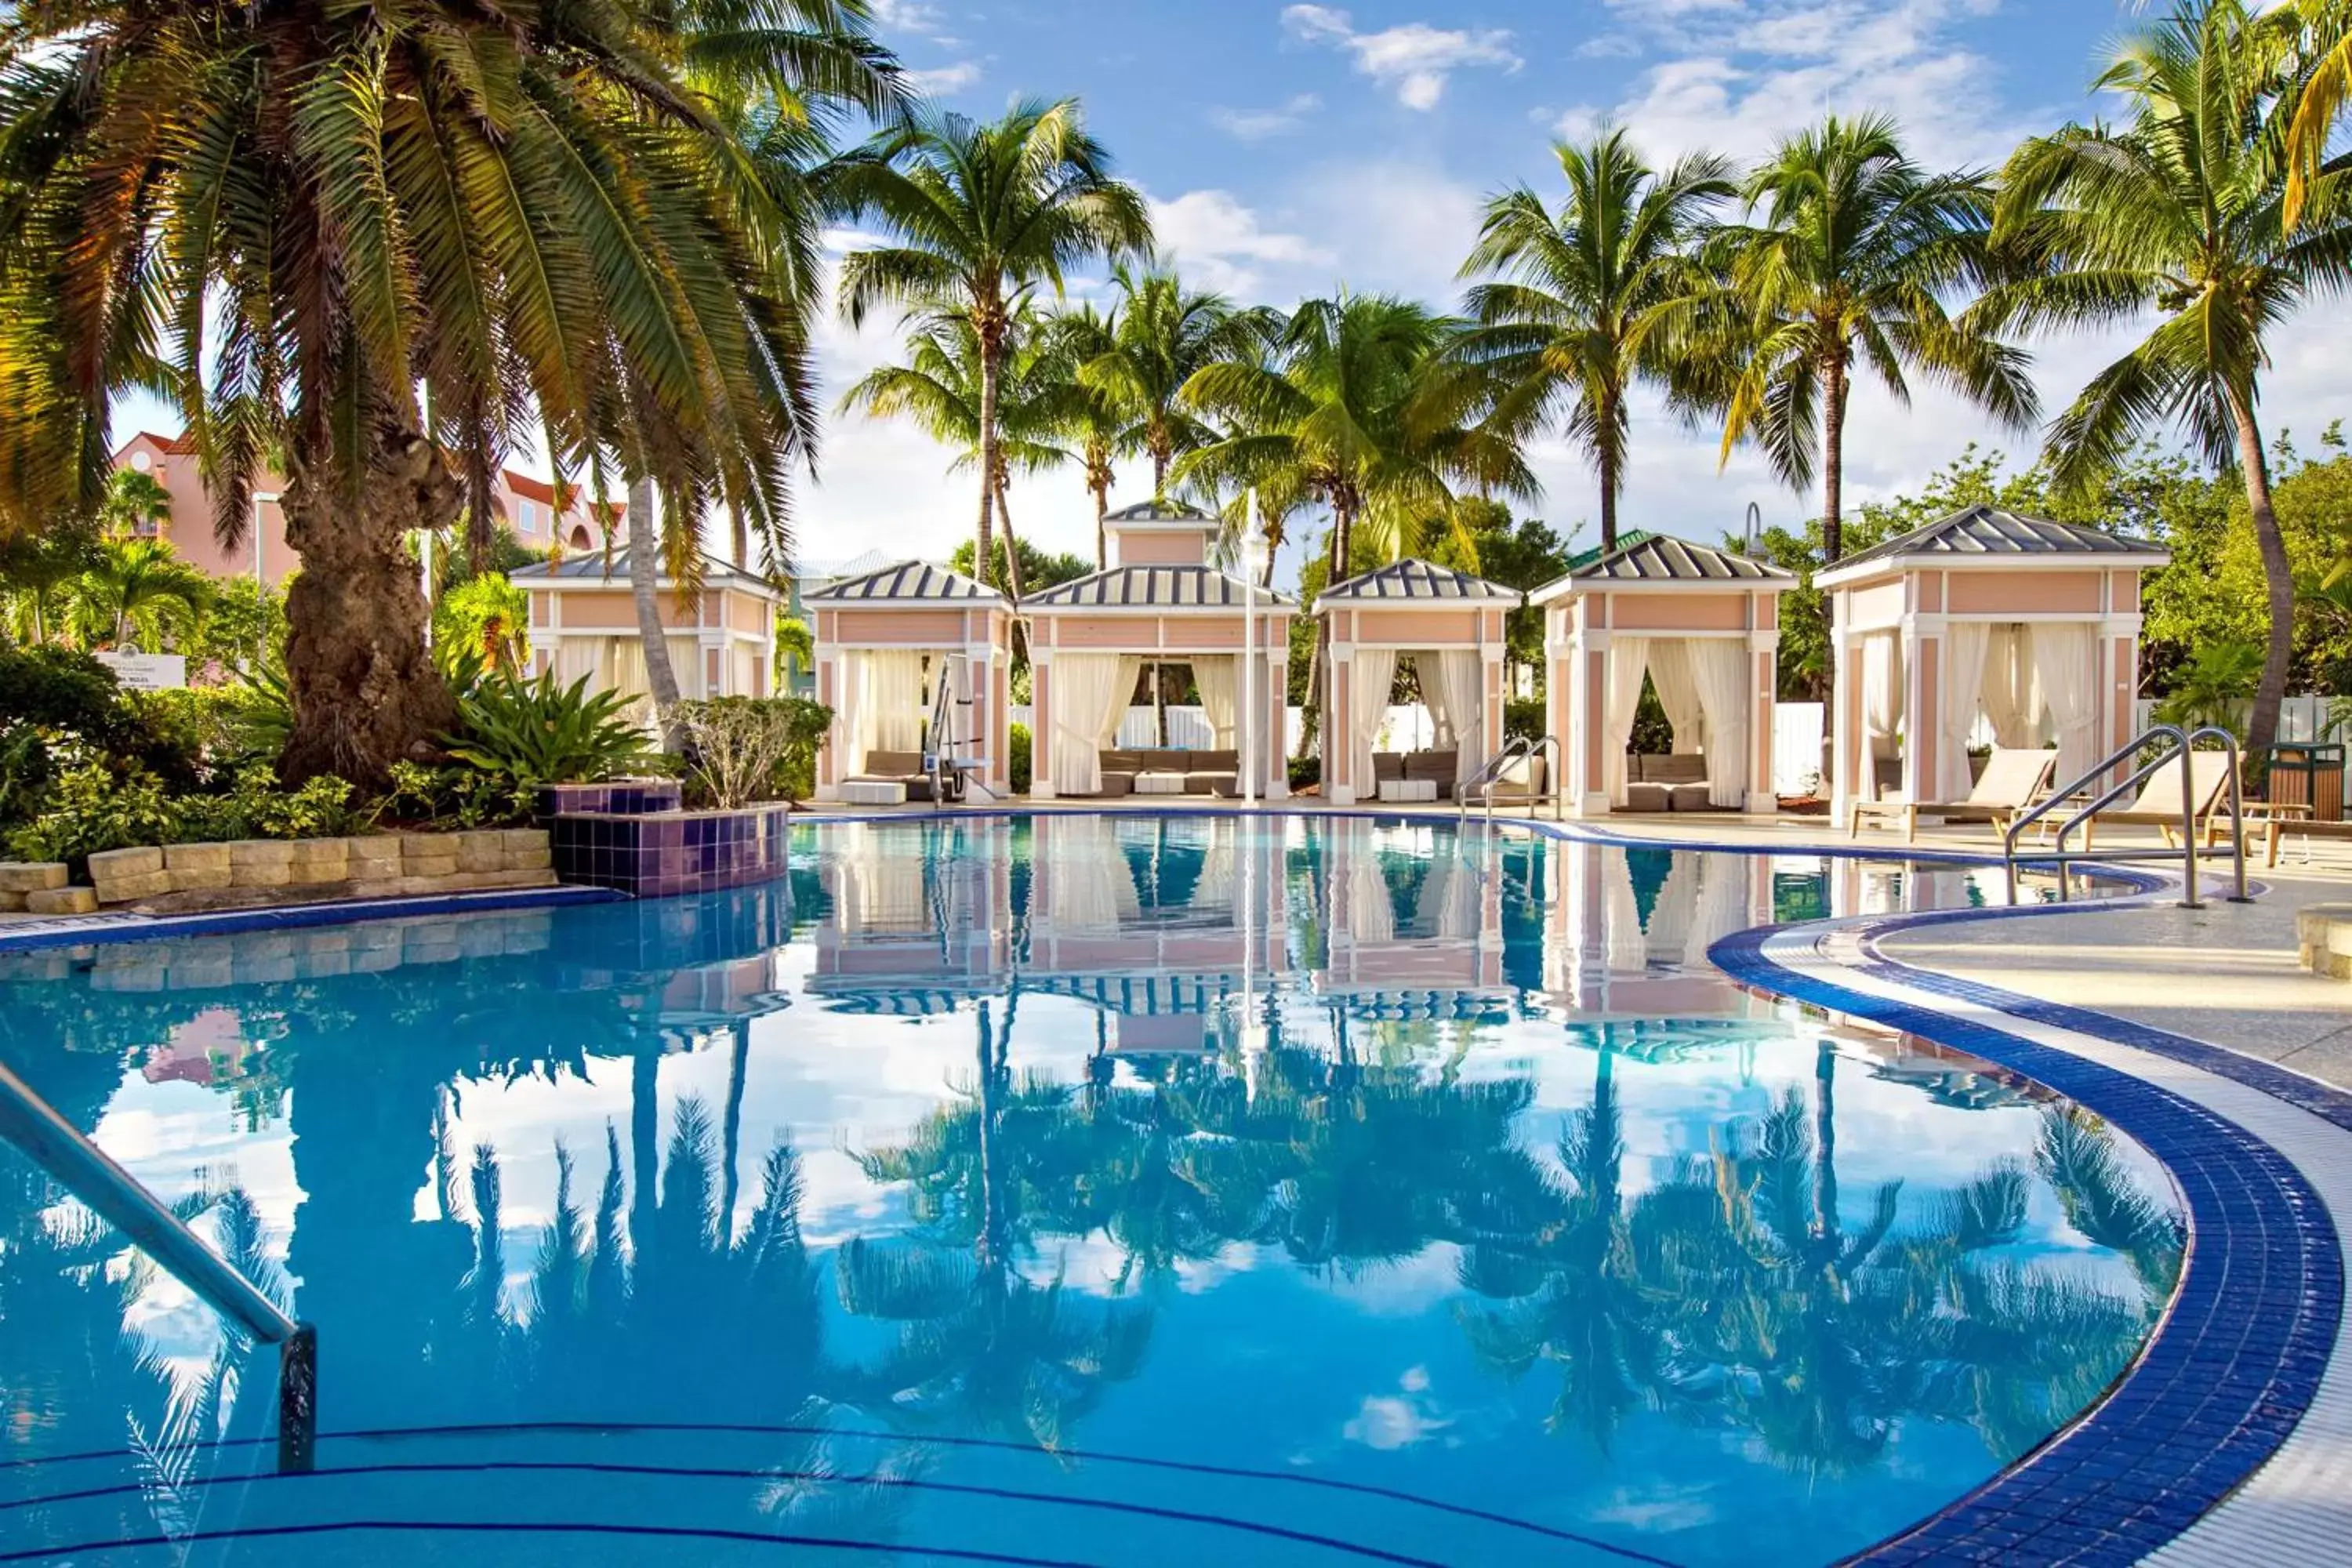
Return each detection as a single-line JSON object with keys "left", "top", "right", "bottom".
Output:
{"left": 0, "top": 815, "right": 2181, "bottom": 1565}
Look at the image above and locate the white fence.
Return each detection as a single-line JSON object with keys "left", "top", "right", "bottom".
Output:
{"left": 2131, "top": 694, "right": 2340, "bottom": 742}
{"left": 1008, "top": 705, "right": 1308, "bottom": 756}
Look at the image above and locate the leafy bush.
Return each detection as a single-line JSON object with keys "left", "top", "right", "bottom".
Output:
{"left": 377, "top": 761, "right": 535, "bottom": 829}
{"left": 444, "top": 670, "right": 663, "bottom": 786}
{"left": 1009, "top": 722, "right": 1032, "bottom": 793}
{"left": 6, "top": 762, "right": 368, "bottom": 868}
{"left": 1287, "top": 752, "right": 1319, "bottom": 792}
{"left": 1503, "top": 696, "right": 1546, "bottom": 743}
{"left": 677, "top": 697, "right": 831, "bottom": 808}
{"left": 0, "top": 646, "right": 204, "bottom": 822}
{"left": 0, "top": 646, "right": 123, "bottom": 735}
{"left": 2153, "top": 641, "right": 2262, "bottom": 736}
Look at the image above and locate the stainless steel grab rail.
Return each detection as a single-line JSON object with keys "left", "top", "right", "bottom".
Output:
{"left": 0, "top": 1056, "right": 317, "bottom": 1472}
{"left": 2001, "top": 723, "right": 2248, "bottom": 909}
{"left": 1457, "top": 733, "right": 1561, "bottom": 826}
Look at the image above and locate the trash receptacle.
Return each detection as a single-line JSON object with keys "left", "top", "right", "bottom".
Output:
{"left": 2266, "top": 742, "right": 2344, "bottom": 822}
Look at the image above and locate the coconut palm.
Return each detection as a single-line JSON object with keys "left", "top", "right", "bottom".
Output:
{"left": 832, "top": 99, "right": 1154, "bottom": 583}
{"left": 1080, "top": 264, "right": 1281, "bottom": 497}
{"left": 1039, "top": 303, "right": 1126, "bottom": 568}
{"left": 97, "top": 469, "right": 173, "bottom": 539}
{"left": 1176, "top": 293, "right": 1537, "bottom": 744}
{"left": 839, "top": 307, "right": 1076, "bottom": 600}
{"left": 68, "top": 535, "right": 211, "bottom": 652}
{"left": 1454, "top": 129, "right": 1735, "bottom": 554}
{"left": 1695, "top": 114, "right": 2037, "bottom": 563}
{"left": 2281, "top": 0, "right": 2352, "bottom": 227}
{"left": 1984, "top": 0, "right": 2352, "bottom": 753}
{"left": 0, "top": 0, "right": 890, "bottom": 786}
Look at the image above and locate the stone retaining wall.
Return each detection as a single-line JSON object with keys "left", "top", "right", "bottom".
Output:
{"left": 0, "top": 829, "right": 555, "bottom": 916}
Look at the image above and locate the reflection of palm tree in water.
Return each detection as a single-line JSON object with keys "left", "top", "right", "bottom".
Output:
{"left": 1454, "top": 1042, "right": 2181, "bottom": 1475}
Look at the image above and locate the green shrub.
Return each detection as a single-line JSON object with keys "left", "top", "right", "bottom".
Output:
{"left": 1503, "top": 696, "right": 1546, "bottom": 743}
{"left": 676, "top": 696, "right": 832, "bottom": 808}
{"left": 2152, "top": 641, "right": 2262, "bottom": 736}
{"left": 1287, "top": 752, "right": 1319, "bottom": 791}
{"left": 444, "top": 670, "right": 663, "bottom": 786}
{"left": 376, "top": 761, "right": 535, "bottom": 829}
{"left": 6, "top": 761, "right": 180, "bottom": 866}
{"left": 1009, "top": 722, "right": 1032, "bottom": 793}
{"left": 0, "top": 646, "right": 122, "bottom": 736}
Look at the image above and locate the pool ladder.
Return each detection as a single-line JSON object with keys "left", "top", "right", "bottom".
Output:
{"left": 2001, "top": 723, "right": 2249, "bottom": 909}
{"left": 1458, "top": 733, "right": 1562, "bottom": 826}
{"left": 0, "top": 1055, "right": 318, "bottom": 1472}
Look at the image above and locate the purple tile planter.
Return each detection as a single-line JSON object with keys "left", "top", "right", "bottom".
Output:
{"left": 537, "top": 779, "right": 684, "bottom": 818}
{"left": 549, "top": 804, "right": 792, "bottom": 897}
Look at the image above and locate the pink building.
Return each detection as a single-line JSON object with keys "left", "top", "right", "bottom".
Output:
{"left": 111, "top": 430, "right": 610, "bottom": 583}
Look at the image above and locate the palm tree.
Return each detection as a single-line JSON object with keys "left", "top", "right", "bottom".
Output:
{"left": 839, "top": 308, "right": 1076, "bottom": 600}
{"left": 1985, "top": 0, "right": 2352, "bottom": 752}
{"left": 97, "top": 470, "right": 174, "bottom": 539}
{"left": 1080, "top": 263, "right": 1281, "bottom": 498}
{"left": 1454, "top": 129, "right": 1734, "bottom": 554}
{"left": 1040, "top": 303, "right": 1125, "bottom": 568}
{"left": 1697, "top": 114, "right": 2037, "bottom": 563}
{"left": 832, "top": 98, "right": 1154, "bottom": 583}
{"left": 2281, "top": 1, "right": 2352, "bottom": 227}
{"left": 0, "top": 0, "right": 887, "bottom": 786}
{"left": 70, "top": 536, "right": 211, "bottom": 652}
{"left": 1177, "top": 293, "right": 1537, "bottom": 745}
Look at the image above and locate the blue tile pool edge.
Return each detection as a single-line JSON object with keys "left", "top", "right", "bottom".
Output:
{"left": 0, "top": 884, "right": 621, "bottom": 953}
{"left": 1706, "top": 910, "right": 2346, "bottom": 1566}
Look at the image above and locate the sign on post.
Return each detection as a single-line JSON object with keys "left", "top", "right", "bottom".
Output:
{"left": 95, "top": 653, "right": 188, "bottom": 691}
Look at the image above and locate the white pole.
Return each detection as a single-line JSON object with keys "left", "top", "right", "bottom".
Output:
{"left": 1243, "top": 489, "right": 1258, "bottom": 809}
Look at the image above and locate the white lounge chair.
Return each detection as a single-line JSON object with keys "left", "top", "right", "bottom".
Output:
{"left": 1851, "top": 746, "right": 2057, "bottom": 844}
{"left": 2065, "top": 746, "right": 2236, "bottom": 850}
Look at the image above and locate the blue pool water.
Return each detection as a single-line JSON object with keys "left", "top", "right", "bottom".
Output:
{"left": 0, "top": 815, "right": 2180, "bottom": 1565}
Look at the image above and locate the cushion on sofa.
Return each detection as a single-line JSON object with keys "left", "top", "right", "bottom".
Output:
{"left": 1190, "top": 749, "right": 1239, "bottom": 773}
{"left": 1185, "top": 771, "right": 1240, "bottom": 797}
{"left": 1665, "top": 782, "right": 1714, "bottom": 811}
{"left": 862, "top": 749, "right": 924, "bottom": 777}
{"left": 1373, "top": 751, "right": 1405, "bottom": 782}
{"left": 1101, "top": 749, "right": 1145, "bottom": 775}
{"left": 1637, "top": 753, "right": 1707, "bottom": 785}
{"left": 1489, "top": 756, "right": 1548, "bottom": 800}
{"left": 1624, "top": 781, "right": 1671, "bottom": 813}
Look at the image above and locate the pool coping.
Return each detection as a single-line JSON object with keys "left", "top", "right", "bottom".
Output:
{"left": 6, "top": 804, "right": 2343, "bottom": 1563}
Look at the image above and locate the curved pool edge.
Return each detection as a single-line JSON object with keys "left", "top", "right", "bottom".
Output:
{"left": 1707, "top": 895, "right": 2352, "bottom": 1566}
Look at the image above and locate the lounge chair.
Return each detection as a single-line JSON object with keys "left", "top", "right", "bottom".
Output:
{"left": 1850, "top": 746, "right": 2056, "bottom": 844}
{"left": 2067, "top": 747, "right": 2235, "bottom": 850}
{"left": 845, "top": 748, "right": 936, "bottom": 803}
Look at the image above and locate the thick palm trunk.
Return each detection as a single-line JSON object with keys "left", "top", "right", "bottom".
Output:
{"left": 1597, "top": 390, "right": 1621, "bottom": 554}
{"left": 1820, "top": 357, "right": 1849, "bottom": 564}
{"left": 975, "top": 335, "right": 1003, "bottom": 590}
{"left": 729, "top": 499, "right": 749, "bottom": 571}
{"left": 993, "top": 478, "right": 1027, "bottom": 603}
{"left": 278, "top": 418, "right": 459, "bottom": 788}
{"left": 627, "top": 477, "right": 685, "bottom": 747}
{"left": 2230, "top": 390, "right": 2293, "bottom": 753}
{"left": 1093, "top": 475, "right": 1110, "bottom": 571}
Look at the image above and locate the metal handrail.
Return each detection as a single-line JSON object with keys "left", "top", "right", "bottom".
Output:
{"left": 0, "top": 1056, "right": 317, "bottom": 1472}
{"left": 1458, "top": 733, "right": 1561, "bottom": 826}
{"left": 2001, "top": 723, "right": 2248, "bottom": 908}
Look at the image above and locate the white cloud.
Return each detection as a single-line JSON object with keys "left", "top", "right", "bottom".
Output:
{"left": 1280, "top": 5, "right": 1521, "bottom": 111}
{"left": 903, "top": 60, "right": 981, "bottom": 96}
{"left": 1146, "top": 188, "right": 1334, "bottom": 296}
{"left": 1208, "top": 93, "right": 1323, "bottom": 141}
{"left": 868, "top": 0, "right": 955, "bottom": 41}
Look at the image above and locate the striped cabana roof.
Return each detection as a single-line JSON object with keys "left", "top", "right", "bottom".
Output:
{"left": 1532, "top": 535, "right": 1795, "bottom": 601}
{"left": 1313, "top": 558, "right": 1524, "bottom": 608}
{"left": 803, "top": 558, "right": 1005, "bottom": 605}
{"left": 1817, "top": 505, "right": 2168, "bottom": 585}
{"left": 1025, "top": 565, "right": 1295, "bottom": 611}
{"left": 510, "top": 550, "right": 782, "bottom": 598}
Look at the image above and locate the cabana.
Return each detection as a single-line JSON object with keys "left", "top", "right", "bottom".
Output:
{"left": 516, "top": 550, "right": 782, "bottom": 716}
{"left": 1539, "top": 840, "right": 1775, "bottom": 1023}
{"left": 1316, "top": 561, "right": 1523, "bottom": 805}
{"left": 1025, "top": 502, "right": 1293, "bottom": 800}
{"left": 1536, "top": 535, "right": 1794, "bottom": 816}
{"left": 1315, "top": 818, "right": 1510, "bottom": 1015}
{"left": 1816, "top": 506, "right": 2169, "bottom": 826}
{"left": 806, "top": 560, "right": 1014, "bottom": 804}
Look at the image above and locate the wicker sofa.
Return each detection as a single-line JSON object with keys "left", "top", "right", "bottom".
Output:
{"left": 1087, "top": 747, "right": 1241, "bottom": 798}
{"left": 1624, "top": 753, "right": 1715, "bottom": 813}
{"left": 846, "top": 748, "right": 936, "bottom": 802}
{"left": 1370, "top": 750, "right": 1461, "bottom": 800}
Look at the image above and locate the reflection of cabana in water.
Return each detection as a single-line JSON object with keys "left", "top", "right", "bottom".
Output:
{"left": 1313, "top": 561, "right": 1523, "bottom": 805}
{"left": 1539, "top": 840, "right": 1777, "bottom": 1021}
{"left": 1316, "top": 818, "right": 1509, "bottom": 1012}
{"left": 807, "top": 818, "right": 1016, "bottom": 993}
{"left": 1024, "top": 502, "right": 1293, "bottom": 800}
{"left": 1817, "top": 506, "right": 2169, "bottom": 826}
{"left": 1535, "top": 535, "right": 1794, "bottom": 817}
{"left": 808, "top": 561, "right": 1014, "bottom": 802}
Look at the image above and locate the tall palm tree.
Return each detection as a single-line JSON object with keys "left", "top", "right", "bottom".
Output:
{"left": 1040, "top": 303, "right": 1125, "bottom": 568}
{"left": 1080, "top": 263, "right": 1280, "bottom": 497}
{"left": 0, "top": 0, "right": 884, "bottom": 786}
{"left": 1697, "top": 114, "right": 2037, "bottom": 562}
{"left": 96, "top": 470, "right": 174, "bottom": 539}
{"left": 832, "top": 99, "right": 1153, "bottom": 583}
{"left": 1985, "top": 0, "right": 2352, "bottom": 752}
{"left": 839, "top": 308, "right": 1075, "bottom": 600}
{"left": 1454, "top": 129, "right": 1734, "bottom": 554}
{"left": 1177, "top": 293, "right": 1537, "bottom": 744}
{"left": 2281, "top": 0, "right": 2352, "bottom": 227}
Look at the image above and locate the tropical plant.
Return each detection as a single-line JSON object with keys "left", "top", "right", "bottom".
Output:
{"left": 2282, "top": 0, "right": 2352, "bottom": 226}
{"left": 1079, "top": 263, "right": 1281, "bottom": 495}
{"left": 0, "top": 0, "right": 892, "bottom": 788}
{"left": 66, "top": 537, "right": 211, "bottom": 652}
{"left": 2152, "top": 641, "right": 2263, "bottom": 735}
{"left": 96, "top": 468, "right": 173, "bottom": 539}
{"left": 833, "top": 98, "right": 1154, "bottom": 584}
{"left": 1177, "top": 292, "right": 1538, "bottom": 745}
{"left": 0, "top": 522, "right": 103, "bottom": 646}
{"left": 1037, "top": 302, "right": 1124, "bottom": 567}
{"left": 1984, "top": 0, "right": 2352, "bottom": 753}
{"left": 444, "top": 672, "right": 666, "bottom": 788}
{"left": 1454, "top": 128, "right": 1735, "bottom": 553}
{"left": 432, "top": 574, "right": 530, "bottom": 678}
{"left": 1693, "top": 114, "right": 2036, "bottom": 562}
{"left": 676, "top": 695, "right": 830, "bottom": 807}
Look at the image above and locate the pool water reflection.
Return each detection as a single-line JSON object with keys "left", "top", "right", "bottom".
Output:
{"left": 0, "top": 816, "right": 2180, "bottom": 1566}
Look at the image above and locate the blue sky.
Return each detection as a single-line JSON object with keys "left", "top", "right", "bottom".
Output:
{"left": 800, "top": 0, "right": 2352, "bottom": 578}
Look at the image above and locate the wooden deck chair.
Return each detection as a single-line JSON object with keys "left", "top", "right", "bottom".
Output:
{"left": 1853, "top": 746, "right": 2057, "bottom": 844}
{"left": 2073, "top": 747, "right": 2235, "bottom": 850}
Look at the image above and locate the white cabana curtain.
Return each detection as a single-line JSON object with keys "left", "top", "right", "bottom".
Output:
{"left": 1689, "top": 641, "right": 1753, "bottom": 809}
{"left": 553, "top": 639, "right": 601, "bottom": 688}
{"left": 1348, "top": 844, "right": 1397, "bottom": 945}
{"left": 1047, "top": 654, "right": 1142, "bottom": 796}
{"left": 1417, "top": 649, "right": 1486, "bottom": 784}
{"left": 1979, "top": 625, "right": 2039, "bottom": 749}
{"left": 1602, "top": 638, "right": 1650, "bottom": 808}
{"left": 1940, "top": 621, "right": 1994, "bottom": 803}
{"left": 2030, "top": 624, "right": 2099, "bottom": 790}
{"left": 1348, "top": 648, "right": 1399, "bottom": 800}
{"left": 1646, "top": 641, "right": 1705, "bottom": 755}
{"left": 1192, "top": 655, "right": 1239, "bottom": 749}
{"left": 1690, "top": 854, "right": 1753, "bottom": 961}
{"left": 1860, "top": 633, "right": 1904, "bottom": 799}
{"left": 1602, "top": 854, "right": 1647, "bottom": 972}
{"left": 1039, "top": 816, "right": 1141, "bottom": 930}
{"left": 864, "top": 651, "right": 926, "bottom": 755}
